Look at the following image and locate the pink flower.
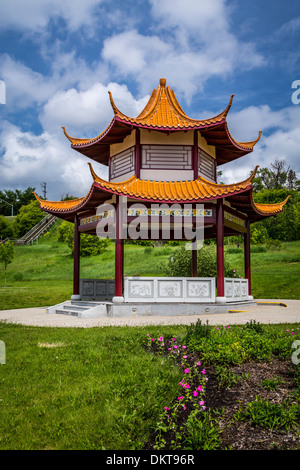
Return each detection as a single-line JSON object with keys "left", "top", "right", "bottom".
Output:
{"left": 201, "top": 369, "right": 206, "bottom": 374}
{"left": 193, "top": 391, "right": 199, "bottom": 397}
{"left": 196, "top": 361, "right": 201, "bottom": 366}
{"left": 183, "top": 355, "right": 188, "bottom": 359}
{"left": 183, "top": 383, "right": 190, "bottom": 389}
{"left": 178, "top": 396, "right": 184, "bottom": 400}
{"left": 174, "top": 345, "right": 178, "bottom": 349}
{"left": 198, "top": 400, "right": 205, "bottom": 406}
{"left": 182, "top": 346, "right": 187, "bottom": 349}
{"left": 197, "top": 385, "right": 203, "bottom": 392}
{"left": 182, "top": 405, "right": 187, "bottom": 410}
{"left": 164, "top": 407, "right": 170, "bottom": 411}
{"left": 184, "top": 368, "right": 189, "bottom": 373}
{"left": 233, "top": 270, "right": 236, "bottom": 273}
{"left": 168, "top": 348, "right": 171, "bottom": 350}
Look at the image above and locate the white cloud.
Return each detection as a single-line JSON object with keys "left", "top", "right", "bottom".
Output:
{"left": 0, "top": 0, "right": 103, "bottom": 32}
{"left": 222, "top": 104, "right": 300, "bottom": 183}
{"left": 40, "top": 81, "right": 149, "bottom": 135}
{"left": 102, "top": 0, "right": 264, "bottom": 101}
{"left": 0, "top": 54, "right": 57, "bottom": 109}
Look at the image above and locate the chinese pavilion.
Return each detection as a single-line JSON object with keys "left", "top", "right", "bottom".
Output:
{"left": 35, "top": 78, "right": 289, "bottom": 309}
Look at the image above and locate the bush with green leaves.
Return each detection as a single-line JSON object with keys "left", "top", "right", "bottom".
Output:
{"left": 57, "top": 220, "right": 110, "bottom": 257}
{"left": 164, "top": 245, "right": 232, "bottom": 278}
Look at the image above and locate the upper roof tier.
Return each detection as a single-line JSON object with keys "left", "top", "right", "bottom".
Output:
{"left": 62, "top": 78, "right": 262, "bottom": 166}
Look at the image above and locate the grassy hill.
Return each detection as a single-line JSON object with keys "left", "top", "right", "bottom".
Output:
{"left": 0, "top": 222, "right": 299, "bottom": 309}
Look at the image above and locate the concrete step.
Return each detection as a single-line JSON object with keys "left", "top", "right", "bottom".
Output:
{"left": 56, "top": 308, "right": 80, "bottom": 316}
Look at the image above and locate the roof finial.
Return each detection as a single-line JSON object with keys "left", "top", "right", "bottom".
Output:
{"left": 159, "top": 78, "right": 166, "bottom": 87}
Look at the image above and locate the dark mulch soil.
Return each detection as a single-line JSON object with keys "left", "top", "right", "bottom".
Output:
{"left": 204, "top": 358, "right": 300, "bottom": 450}
{"left": 145, "top": 341, "right": 300, "bottom": 450}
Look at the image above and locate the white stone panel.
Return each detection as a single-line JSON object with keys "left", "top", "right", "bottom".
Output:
{"left": 124, "top": 277, "right": 216, "bottom": 303}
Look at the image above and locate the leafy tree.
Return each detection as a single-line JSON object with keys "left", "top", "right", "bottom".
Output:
{"left": 0, "top": 241, "right": 15, "bottom": 287}
{"left": 0, "top": 215, "right": 16, "bottom": 240}
{"left": 251, "top": 159, "right": 300, "bottom": 193}
{"left": 15, "top": 200, "right": 44, "bottom": 237}
{"left": 58, "top": 220, "right": 110, "bottom": 257}
{"left": 0, "top": 187, "right": 36, "bottom": 216}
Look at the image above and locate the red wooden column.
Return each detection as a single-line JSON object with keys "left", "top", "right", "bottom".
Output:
{"left": 244, "top": 219, "right": 253, "bottom": 300}
{"left": 193, "top": 130, "right": 198, "bottom": 180}
{"left": 113, "top": 195, "right": 124, "bottom": 302}
{"left": 216, "top": 198, "right": 226, "bottom": 303}
{"left": 192, "top": 247, "right": 197, "bottom": 277}
{"left": 71, "top": 214, "right": 81, "bottom": 300}
{"left": 135, "top": 128, "right": 141, "bottom": 179}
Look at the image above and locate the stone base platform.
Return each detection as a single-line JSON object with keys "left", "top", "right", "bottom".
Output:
{"left": 47, "top": 299, "right": 257, "bottom": 318}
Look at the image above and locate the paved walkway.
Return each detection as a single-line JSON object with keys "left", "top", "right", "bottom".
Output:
{"left": 0, "top": 299, "right": 299, "bottom": 328}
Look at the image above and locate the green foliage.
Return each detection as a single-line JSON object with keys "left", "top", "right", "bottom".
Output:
{"left": 0, "top": 215, "right": 16, "bottom": 240}
{"left": 0, "top": 187, "right": 36, "bottom": 216}
{"left": 183, "top": 322, "right": 298, "bottom": 366}
{"left": 182, "top": 409, "right": 222, "bottom": 450}
{"left": 266, "top": 239, "right": 282, "bottom": 251}
{"left": 260, "top": 376, "right": 285, "bottom": 391}
{"left": 15, "top": 200, "right": 44, "bottom": 237}
{"left": 58, "top": 220, "right": 110, "bottom": 257}
{"left": 250, "top": 223, "right": 269, "bottom": 245}
{"left": 164, "top": 245, "right": 232, "bottom": 278}
{"left": 0, "top": 241, "right": 15, "bottom": 286}
{"left": 253, "top": 189, "right": 300, "bottom": 242}
{"left": 233, "top": 397, "right": 300, "bottom": 431}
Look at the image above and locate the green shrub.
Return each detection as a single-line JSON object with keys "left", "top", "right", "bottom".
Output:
{"left": 233, "top": 397, "right": 300, "bottom": 430}
{"left": 164, "top": 245, "right": 232, "bottom": 278}
{"left": 250, "top": 245, "right": 267, "bottom": 253}
{"left": 266, "top": 239, "right": 282, "bottom": 251}
{"left": 226, "top": 247, "right": 242, "bottom": 254}
{"left": 57, "top": 220, "right": 110, "bottom": 257}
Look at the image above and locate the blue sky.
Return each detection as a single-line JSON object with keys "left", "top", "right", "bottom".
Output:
{"left": 0, "top": 0, "right": 299, "bottom": 200}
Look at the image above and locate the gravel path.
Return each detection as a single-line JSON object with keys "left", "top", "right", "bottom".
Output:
{"left": 0, "top": 299, "right": 299, "bottom": 327}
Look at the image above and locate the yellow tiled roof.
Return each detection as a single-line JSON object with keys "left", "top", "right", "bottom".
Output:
{"left": 62, "top": 79, "right": 262, "bottom": 152}
{"left": 253, "top": 196, "right": 291, "bottom": 215}
{"left": 109, "top": 78, "right": 233, "bottom": 129}
{"left": 89, "top": 163, "right": 258, "bottom": 202}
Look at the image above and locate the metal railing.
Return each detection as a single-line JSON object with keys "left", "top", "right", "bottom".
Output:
{"left": 1, "top": 214, "right": 57, "bottom": 245}
{"left": 17, "top": 214, "right": 57, "bottom": 244}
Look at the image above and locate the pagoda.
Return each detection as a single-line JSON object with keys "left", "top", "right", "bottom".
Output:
{"left": 35, "top": 78, "right": 289, "bottom": 309}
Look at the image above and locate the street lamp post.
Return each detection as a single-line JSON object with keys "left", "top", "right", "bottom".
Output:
{"left": 0, "top": 198, "right": 14, "bottom": 216}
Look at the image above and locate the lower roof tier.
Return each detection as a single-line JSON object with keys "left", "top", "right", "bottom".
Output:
{"left": 34, "top": 164, "right": 290, "bottom": 223}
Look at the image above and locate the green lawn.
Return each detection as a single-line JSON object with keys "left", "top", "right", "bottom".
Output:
{"left": 0, "top": 323, "right": 184, "bottom": 450}
{"left": 0, "top": 234, "right": 299, "bottom": 310}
